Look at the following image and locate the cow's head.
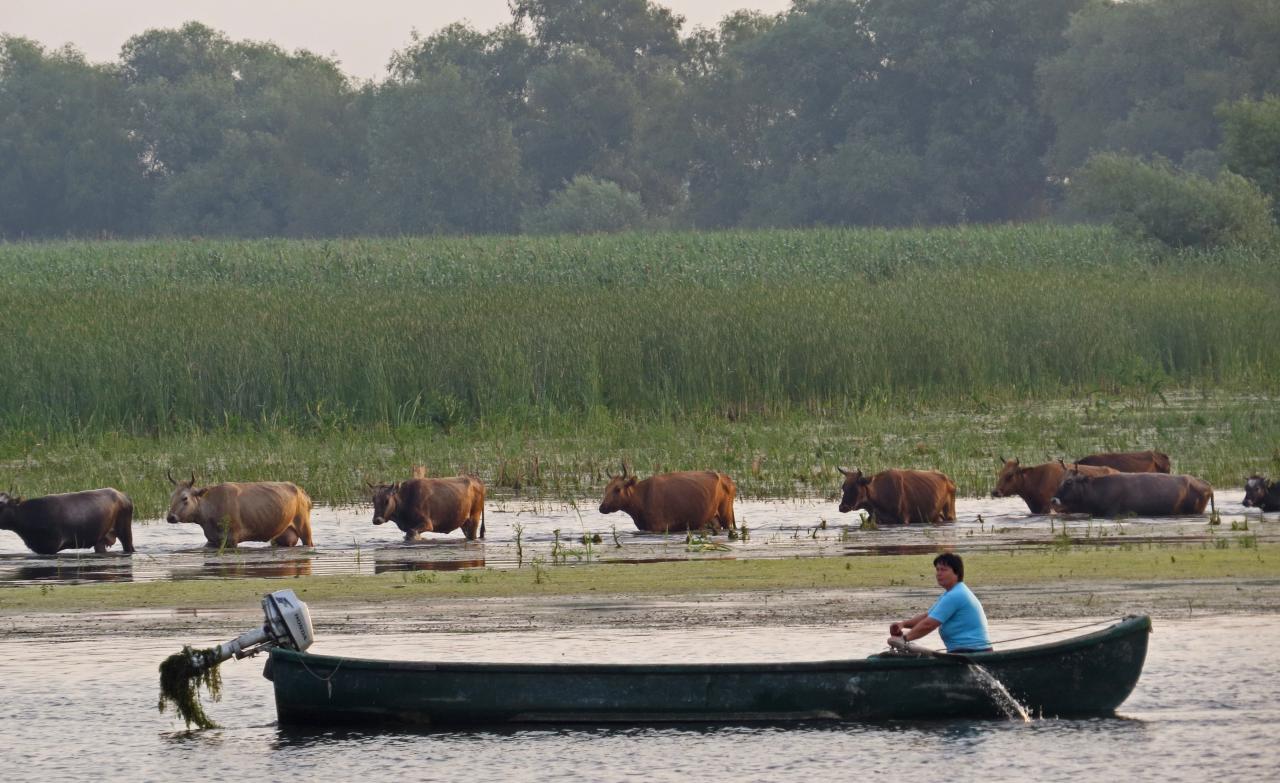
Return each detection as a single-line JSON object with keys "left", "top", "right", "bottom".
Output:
{"left": 0, "top": 492, "right": 20, "bottom": 525}
{"left": 166, "top": 470, "right": 205, "bottom": 524}
{"left": 1050, "top": 468, "right": 1090, "bottom": 512}
{"left": 837, "top": 467, "right": 870, "bottom": 513}
{"left": 1243, "top": 476, "right": 1272, "bottom": 508}
{"left": 371, "top": 482, "right": 401, "bottom": 525}
{"left": 599, "top": 464, "right": 637, "bottom": 514}
{"left": 991, "top": 457, "right": 1023, "bottom": 498}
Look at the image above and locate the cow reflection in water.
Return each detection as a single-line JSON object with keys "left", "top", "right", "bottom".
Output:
{"left": 177, "top": 558, "right": 313, "bottom": 579}
{"left": 837, "top": 468, "right": 956, "bottom": 526}
{"left": 166, "top": 472, "right": 314, "bottom": 547}
{"left": 597, "top": 465, "right": 737, "bottom": 533}
{"left": 374, "top": 559, "right": 486, "bottom": 574}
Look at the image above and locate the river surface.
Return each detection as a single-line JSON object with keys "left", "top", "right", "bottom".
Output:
{"left": 1, "top": 490, "right": 1274, "bottom": 585}
{"left": 0, "top": 615, "right": 1276, "bottom": 781}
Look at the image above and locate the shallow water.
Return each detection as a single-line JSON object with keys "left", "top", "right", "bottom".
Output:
{"left": 1, "top": 490, "right": 1274, "bottom": 585}
{"left": 0, "top": 615, "right": 1276, "bottom": 781}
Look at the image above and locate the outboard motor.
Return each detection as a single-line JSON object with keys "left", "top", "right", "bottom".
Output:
{"left": 189, "top": 589, "right": 314, "bottom": 671}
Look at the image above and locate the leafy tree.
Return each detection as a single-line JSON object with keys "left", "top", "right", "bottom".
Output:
{"left": 1040, "top": 0, "right": 1280, "bottom": 175}
{"left": 366, "top": 68, "right": 527, "bottom": 234}
{"left": 123, "top": 24, "right": 367, "bottom": 236}
{"left": 521, "top": 175, "right": 646, "bottom": 234}
{"left": 510, "top": 0, "right": 685, "bottom": 72}
{"left": 1069, "top": 152, "right": 1274, "bottom": 248}
{"left": 0, "top": 36, "right": 148, "bottom": 237}
{"left": 1219, "top": 94, "right": 1280, "bottom": 221}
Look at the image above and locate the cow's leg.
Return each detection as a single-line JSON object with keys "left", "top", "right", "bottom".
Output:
{"left": 403, "top": 530, "right": 421, "bottom": 542}
{"left": 272, "top": 527, "right": 300, "bottom": 547}
{"left": 116, "top": 513, "right": 135, "bottom": 553}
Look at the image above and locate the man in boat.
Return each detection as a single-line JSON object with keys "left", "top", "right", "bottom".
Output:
{"left": 887, "top": 553, "right": 992, "bottom": 653}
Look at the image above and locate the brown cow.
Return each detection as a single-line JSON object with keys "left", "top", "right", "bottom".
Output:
{"left": 1243, "top": 476, "right": 1280, "bottom": 512}
{"left": 0, "top": 488, "right": 134, "bottom": 554}
{"left": 1051, "top": 470, "right": 1213, "bottom": 517}
{"left": 370, "top": 475, "right": 486, "bottom": 541}
{"left": 598, "top": 467, "right": 736, "bottom": 533}
{"left": 166, "top": 473, "right": 313, "bottom": 547}
{"left": 1073, "top": 450, "right": 1171, "bottom": 473}
{"left": 991, "top": 458, "right": 1117, "bottom": 514}
{"left": 837, "top": 468, "right": 956, "bottom": 525}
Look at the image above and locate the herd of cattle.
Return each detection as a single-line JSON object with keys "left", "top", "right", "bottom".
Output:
{"left": 1, "top": 451, "right": 1278, "bottom": 556}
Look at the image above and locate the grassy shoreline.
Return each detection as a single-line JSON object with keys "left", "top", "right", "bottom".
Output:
{"left": 2, "top": 543, "right": 1275, "bottom": 615}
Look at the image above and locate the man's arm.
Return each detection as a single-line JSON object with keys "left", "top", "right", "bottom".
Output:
{"left": 889, "top": 612, "right": 939, "bottom": 643}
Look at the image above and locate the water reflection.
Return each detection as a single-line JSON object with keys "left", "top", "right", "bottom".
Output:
{"left": 374, "top": 559, "right": 486, "bottom": 574}
{"left": 169, "top": 557, "right": 313, "bottom": 580}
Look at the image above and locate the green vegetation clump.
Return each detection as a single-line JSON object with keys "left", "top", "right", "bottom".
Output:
{"left": 1069, "top": 153, "right": 1275, "bottom": 248}
{"left": 157, "top": 646, "right": 223, "bottom": 730}
{"left": 522, "top": 176, "right": 647, "bottom": 234}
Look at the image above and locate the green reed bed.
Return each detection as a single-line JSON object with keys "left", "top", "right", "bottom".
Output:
{"left": 2, "top": 394, "right": 1277, "bottom": 518}
{"left": 1, "top": 247, "right": 1277, "bottom": 430}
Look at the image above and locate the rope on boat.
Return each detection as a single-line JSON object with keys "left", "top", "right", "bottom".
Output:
{"left": 298, "top": 656, "right": 345, "bottom": 699}
{"left": 989, "top": 616, "right": 1127, "bottom": 646}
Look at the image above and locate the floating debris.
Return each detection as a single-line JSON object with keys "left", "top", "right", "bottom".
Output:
{"left": 158, "top": 646, "right": 223, "bottom": 729}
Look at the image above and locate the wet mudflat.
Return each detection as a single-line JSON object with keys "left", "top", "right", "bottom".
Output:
{"left": 0, "top": 610, "right": 1276, "bottom": 781}
{"left": 0, "top": 490, "right": 1274, "bottom": 586}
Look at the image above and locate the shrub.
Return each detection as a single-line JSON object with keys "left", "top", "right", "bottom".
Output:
{"left": 521, "top": 176, "right": 646, "bottom": 235}
{"left": 1068, "top": 152, "right": 1274, "bottom": 248}
{"left": 1219, "top": 94, "right": 1280, "bottom": 221}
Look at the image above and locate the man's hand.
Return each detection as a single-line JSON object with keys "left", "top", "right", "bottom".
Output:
{"left": 889, "top": 622, "right": 904, "bottom": 637}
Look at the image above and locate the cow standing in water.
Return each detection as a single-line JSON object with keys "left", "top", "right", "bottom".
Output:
{"left": 598, "top": 466, "right": 737, "bottom": 533}
{"left": 1243, "top": 476, "right": 1280, "bottom": 511}
{"left": 1051, "top": 470, "right": 1213, "bottom": 516}
{"left": 991, "top": 458, "right": 1118, "bottom": 514}
{"left": 1074, "top": 450, "right": 1171, "bottom": 473}
{"left": 370, "top": 475, "right": 486, "bottom": 541}
{"left": 166, "top": 473, "right": 313, "bottom": 547}
{"left": 0, "top": 488, "right": 134, "bottom": 554}
{"left": 837, "top": 468, "right": 956, "bottom": 525}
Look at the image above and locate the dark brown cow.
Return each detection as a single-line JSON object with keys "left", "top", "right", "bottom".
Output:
{"left": 1243, "top": 476, "right": 1280, "bottom": 511}
{"left": 166, "top": 473, "right": 313, "bottom": 547}
{"left": 991, "top": 458, "right": 1117, "bottom": 514}
{"left": 598, "top": 467, "right": 736, "bottom": 533}
{"left": 1051, "top": 471, "right": 1213, "bottom": 517}
{"left": 0, "top": 488, "right": 134, "bottom": 554}
{"left": 1073, "top": 450, "right": 1171, "bottom": 473}
{"left": 837, "top": 468, "right": 956, "bottom": 525}
{"left": 371, "top": 475, "right": 486, "bottom": 541}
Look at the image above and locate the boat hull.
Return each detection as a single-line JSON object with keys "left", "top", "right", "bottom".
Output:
{"left": 268, "top": 615, "right": 1150, "bottom": 726}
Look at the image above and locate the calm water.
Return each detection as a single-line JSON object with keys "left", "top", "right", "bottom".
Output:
{"left": 1, "top": 490, "right": 1274, "bottom": 585}
{"left": 0, "top": 616, "right": 1277, "bottom": 781}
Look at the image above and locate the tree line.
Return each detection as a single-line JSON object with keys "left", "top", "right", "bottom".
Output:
{"left": 2, "top": 0, "right": 1278, "bottom": 239}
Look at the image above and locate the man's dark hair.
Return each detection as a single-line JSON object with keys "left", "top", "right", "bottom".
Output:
{"left": 933, "top": 552, "right": 964, "bottom": 581}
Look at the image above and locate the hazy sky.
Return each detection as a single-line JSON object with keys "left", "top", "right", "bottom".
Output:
{"left": 4, "top": 1, "right": 793, "bottom": 81}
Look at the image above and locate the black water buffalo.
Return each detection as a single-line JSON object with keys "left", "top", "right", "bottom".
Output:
{"left": 1243, "top": 476, "right": 1280, "bottom": 511}
{"left": 837, "top": 468, "right": 956, "bottom": 525}
{"left": 0, "top": 488, "right": 135, "bottom": 554}
{"left": 1051, "top": 471, "right": 1213, "bottom": 517}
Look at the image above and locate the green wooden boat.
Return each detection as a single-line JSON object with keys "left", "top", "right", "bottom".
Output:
{"left": 264, "top": 615, "right": 1151, "bottom": 726}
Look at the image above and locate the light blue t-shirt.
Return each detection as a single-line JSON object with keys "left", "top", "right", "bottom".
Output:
{"left": 927, "top": 581, "right": 991, "bottom": 652}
